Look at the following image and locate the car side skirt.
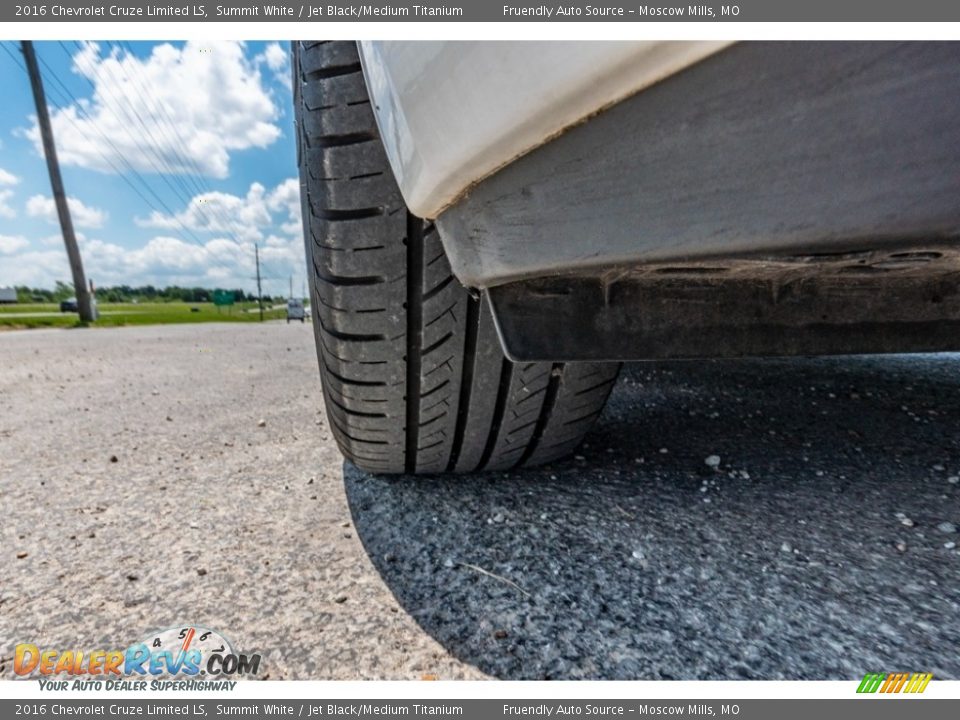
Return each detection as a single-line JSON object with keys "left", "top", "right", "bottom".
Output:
{"left": 436, "top": 41, "right": 960, "bottom": 361}
{"left": 485, "top": 246, "right": 960, "bottom": 361}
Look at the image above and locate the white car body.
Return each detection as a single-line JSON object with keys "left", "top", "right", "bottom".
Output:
{"left": 358, "top": 41, "right": 730, "bottom": 219}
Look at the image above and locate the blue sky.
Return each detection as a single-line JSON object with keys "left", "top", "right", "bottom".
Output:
{"left": 0, "top": 40, "right": 303, "bottom": 298}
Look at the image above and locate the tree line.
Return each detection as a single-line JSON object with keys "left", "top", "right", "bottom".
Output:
{"left": 14, "top": 282, "right": 274, "bottom": 304}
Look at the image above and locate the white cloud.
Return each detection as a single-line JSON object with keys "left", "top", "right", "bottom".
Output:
{"left": 40, "top": 234, "right": 68, "bottom": 247}
{"left": 2, "top": 232, "right": 307, "bottom": 294}
{"left": 263, "top": 43, "right": 288, "bottom": 72}
{"left": 266, "top": 178, "right": 302, "bottom": 236}
{"left": 136, "top": 182, "right": 272, "bottom": 242}
{"left": 92, "top": 235, "right": 265, "bottom": 288}
{"left": 0, "top": 169, "right": 20, "bottom": 218}
{"left": 136, "top": 178, "right": 302, "bottom": 244}
{"left": 23, "top": 41, "right": 282, "bottom": 179}
{"left": 0, "top": 167, "right": 19, "bottom": 185}
{"left": 0, "top": 189, "right": 16, "bottom": 219}
{"left": 27, "top": 194, "right": 107, "bottom": 229}
{"left": 257, "top": 42, "right": 291, "bottom": 92}
{"left": 261, "top": 233, "right": 303, "bottom": 265}
{"left": 0, "top": 234, "right": 29, "bottom": 254}
{"left": 2, "top": 177, "right": 306, "bottom": 293}
{"left": 0, "top": 249, "right": 68, "bottom": 286}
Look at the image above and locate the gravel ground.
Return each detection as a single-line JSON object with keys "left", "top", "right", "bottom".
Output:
{"left": 2, "top": 323, "right": 959, "bottom": 680}
{"left": 0, "top": 323, "right": 482, "bottom": 680}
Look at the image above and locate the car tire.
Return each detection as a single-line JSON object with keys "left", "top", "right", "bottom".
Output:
{"left": 294, "top": 41, "right": 621, "bottom": 474}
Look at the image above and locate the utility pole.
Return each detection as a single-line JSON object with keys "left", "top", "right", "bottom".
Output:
{"left": 22, "top": 41, "right": 94, "bottom": 323}
{"left": 255, "top": 242, "right": 263, "bottom": 321}
{"left": 289, "top": 274, "right": 293, "bottom": 300}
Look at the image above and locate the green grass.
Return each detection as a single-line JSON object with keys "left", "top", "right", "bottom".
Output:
{"left": 0, "top": 301, "right": 289, "bottom": 330}
{"left": 0, "top": 302, "right": 63, "bottom": 313}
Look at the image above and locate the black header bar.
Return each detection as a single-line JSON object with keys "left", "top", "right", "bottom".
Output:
{"left": 4, "top": 0, "right": 960, "bottom": 22}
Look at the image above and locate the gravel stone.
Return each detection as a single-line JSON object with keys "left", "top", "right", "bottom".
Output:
{"left": 3, "top": 324, "right": 958, "bottom": 681}
{"left": 348, "top": 354, "right": 960, "bottom": 680}
{"left": 0, "top": 323, "right": 480, "bottom": 681}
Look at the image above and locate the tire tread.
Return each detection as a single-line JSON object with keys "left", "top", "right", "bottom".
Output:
{"left": 295, "top": 41, "right": 619, "bottom": 474}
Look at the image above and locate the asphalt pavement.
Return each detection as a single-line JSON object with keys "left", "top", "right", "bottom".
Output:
{"left": 1, "top": 323, "right": 958, "bottom": 680}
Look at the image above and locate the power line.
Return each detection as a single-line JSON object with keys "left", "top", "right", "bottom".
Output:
{"left": 3, "top": 41, "right": 295, "bottom": 296}
{"left": 0, "top": 37, "right": 26, "bottom": 70}
{"left": 2, "top": 44, "right": 162, "bottom": 223}
{"left": 2, "top": 42, "right": 250, "bottom": 288}
{"left": 20, "top": 42, "right": 214, "bottom": 251}
{"left": 104, "top": 41, "right": 299, "bottom": 282}
{"left": 80, "top": 41, "right": 277, "bottom": 255}
{"left": 73, "top": 40, "right": 292, "bottom": 289}
{"left": 59, "top": 41, "right": 221, "bottom": 231}
{"left": 115, "top": 41, "right": 227, "bottom": 199}
{"left": 71, "top": 42, "right": 217, "bottom": 203}
{"left": 72, "top": 40, "right": 297, "bottom": 288}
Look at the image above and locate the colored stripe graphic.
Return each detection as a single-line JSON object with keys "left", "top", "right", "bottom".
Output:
{"left": 857, "top": 673, "right": 885, "bottom": 693}
{"left": 908, "top": 673, "right": 933, "bottom": 693}
{"left": 891, "top": 673, "right": 909, "bottom": 693}
{"left": 857, "top": 672, "right": 932, "bottom": 694}
{"left": 879, "top": 673, "right": 896, "bottom": 693}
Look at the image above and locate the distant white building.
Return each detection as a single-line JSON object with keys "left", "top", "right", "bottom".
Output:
{"left": 0, "top": 287, "right": 17, "bottom": 304}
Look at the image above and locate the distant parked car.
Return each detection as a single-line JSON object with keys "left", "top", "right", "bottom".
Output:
{"left": 286, "top": 298, "right": 305, "bottom": 323}
{"left": 58, "top": 296, "right": 99, "bottom": 318}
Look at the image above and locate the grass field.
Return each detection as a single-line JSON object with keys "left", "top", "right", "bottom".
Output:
{"left": 0, "top": 301, "right": 291, "bottom": 330}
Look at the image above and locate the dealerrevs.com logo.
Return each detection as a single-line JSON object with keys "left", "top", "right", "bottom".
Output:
{"left": 14, "top": 626, "right": 261, "bottom": 691}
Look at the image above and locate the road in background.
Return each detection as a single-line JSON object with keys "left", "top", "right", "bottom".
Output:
{"left": 1, "top": 323, "right": 957, "bottom": 679}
